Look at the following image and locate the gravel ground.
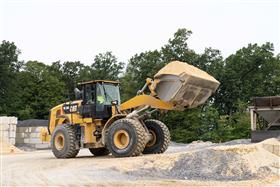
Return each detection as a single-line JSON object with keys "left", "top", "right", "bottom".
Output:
{"left": 1, "top": 139, "right": 279, "bottom": 186}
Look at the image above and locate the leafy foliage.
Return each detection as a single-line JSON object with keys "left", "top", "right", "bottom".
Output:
{"left": 91, "top": 52, "right": 124, "bottom": 80}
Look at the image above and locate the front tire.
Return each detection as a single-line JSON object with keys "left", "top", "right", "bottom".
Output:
{"left": 106, "top": 118, "right": 146, "bottom": 157}
{"left": 51, "top": 124, "right": 80, "bottom": 158}
{"left": 143, "top": 119, "right": 170, "bottom": 154}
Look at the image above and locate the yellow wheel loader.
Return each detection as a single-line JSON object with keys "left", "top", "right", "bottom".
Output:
{"left": 40, "top": 61, "right": 220, "bottom": 158}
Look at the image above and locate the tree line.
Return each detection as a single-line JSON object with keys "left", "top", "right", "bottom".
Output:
{"left": 1, "top": 28, "right": 279, "bottom": 142}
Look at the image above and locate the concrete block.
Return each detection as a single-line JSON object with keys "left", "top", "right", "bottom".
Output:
{"left": 18, "top": 127, "right": 30, "bottom": 133}
{"left": 30, "top": 133, "right": 40, "bottom": 138}
{"left": 8, "top": 117, "right": 17, "bottom": 125}
{"left": 12, "top": 117, "right": 17, "bottom": 124}
{"left": 29, "top": 138, "right": 42, "bottom": 144}
{"left": 11, "top": 125, "right": 16, "bottom": 130}
{"left": 9, "top": 129, "right": 16, "bottom": 135}
{"left": 24, "top": 133, "right": 30, "bottom": 138}
{"left": 16, "top": 132, "right": 25, "bottom": 138}
{"left": 11, "top": 124, "right": 17, "bottom": 131}
{"left": 16, "top": 138, "right": 24, "bottom": 144}
{"left": 0, "top": 117, "right": 7, "bottom": 125}
{"left": 26, "top": 127, "right": 31, "bottom": 132}
{"left": 24, "top": 138, "right": 30, "bottom": 143}
{"left": 29, "top": 127, "right": 41, "bottom": 133}
{"left": 9, "top": 131, "right": 16, "bottom": 138}
{"left": 8, "top": 125, "right": 13, "bottom": 131}
{"left": 16, "top": 127, "right": 22, "bottom": 133}
{"left": 35, "top": 144, "right": 50, "bottom": 149}
{"left": 18, "top": 128, "right": 23, "bottom": 133}
{"left": 0, "top": 131, "right": 9, "bottom": 138}
{"left": 0, "top": 124, "right": 10, "bottom": 131}
{"left": 36, "top": 127, "right": 42, "bottom": 133}
{"left": 4, "top": 118, "right": 8, "bottom": 124}
{"left": 9, "top": 138, "right": 16, "bottom": 145}
{"left": 25, "top": 127, "right": 31, "bottom": 132}
{"left": 21, "top": 132, "right": 28, "bottom": 138}
{"left": 6, "top": 117, "right": 11, "bottom": 124}
{"left": 29, "top": 127, "right": 36, "bottom": 132}
{"left": 0, "top": 116, "right": 17, "bottom": 125}
{"left": 37, "top": 127, "right": 42, "bottom": 133}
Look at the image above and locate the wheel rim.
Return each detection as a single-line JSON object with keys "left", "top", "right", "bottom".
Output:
{"left": 113, "top": 130, "right": 130, "bottom": 149}
{"left": 146, "top": 130, "right": 157, "bottom": 147}
{"left": 54, "top": 132, "right": 64, "bottom": 150}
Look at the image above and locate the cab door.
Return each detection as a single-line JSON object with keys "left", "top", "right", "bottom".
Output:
{"left": 80, "top": 83, "right": 96, "bottom": 118}
{"left": 94, "top": 83, "right": 112, "bottom": 119}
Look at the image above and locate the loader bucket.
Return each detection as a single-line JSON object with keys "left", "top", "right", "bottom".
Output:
{"left": 151, "top": 61, "right": 220, "bottom": 109}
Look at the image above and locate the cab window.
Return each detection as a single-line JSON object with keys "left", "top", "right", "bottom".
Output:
{"left": 84, "top": 84, "right": 95, "bottom": 104}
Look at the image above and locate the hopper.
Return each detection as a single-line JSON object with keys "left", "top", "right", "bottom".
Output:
{"left": 252, "top": 96, "right": 280, "bottom": 126}
{"left": 151, "top": 61, "right": 220, "bottom": 109}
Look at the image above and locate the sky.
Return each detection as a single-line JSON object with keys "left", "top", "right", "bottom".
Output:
{"left": 0, "top": 0, "right": 279, "bottom": 65}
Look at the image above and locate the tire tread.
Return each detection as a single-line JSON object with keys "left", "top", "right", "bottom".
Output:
{"left": 106, "top": 118, "right": 146, "bottom": 157}
{"left": 51, "top": 124, "right": 79, "bottom": 158}
{"left": 144, "top": 119, "right": 170, "bottom": 154}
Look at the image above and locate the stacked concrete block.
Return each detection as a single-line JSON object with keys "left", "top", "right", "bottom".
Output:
{"left": 0, "top": 116, "right": 17, "bottom": 145}
{"left": 16, "top": 126, "right": 50, "bottom": 149}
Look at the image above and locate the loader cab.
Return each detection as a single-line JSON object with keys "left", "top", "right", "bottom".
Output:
{"left": 76, "top": 80, "right": 120, "bottom": 119}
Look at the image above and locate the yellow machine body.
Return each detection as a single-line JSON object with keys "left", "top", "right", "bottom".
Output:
{"left": 41, "top": 91, "right": 174, "bottom": 147}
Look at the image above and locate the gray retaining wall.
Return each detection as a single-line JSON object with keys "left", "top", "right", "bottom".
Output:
{"left": 16, "top": 126, "right": 50, "bottom": 149}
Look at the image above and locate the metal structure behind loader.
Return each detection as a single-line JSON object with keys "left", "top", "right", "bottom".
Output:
{"left": 41, "top": 61, "right": 220, "bottom": 158}
{"left": 249, "top": 96, "right": 280, "bottom": 142}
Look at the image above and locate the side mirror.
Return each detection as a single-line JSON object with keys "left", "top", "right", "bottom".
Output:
{"left": 111, "top": 100, "right": 118, "bottom": 106}
{"left": 74, "top": 88, "right": 82, "bottom": 100}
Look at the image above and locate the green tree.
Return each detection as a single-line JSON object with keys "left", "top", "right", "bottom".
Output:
{"left": 193, "top": 48, "right": 224, "bottom": 76}
{"left": 161, "top": 28, "right": 197, "bottom": 63}
{"left": 215, "top": 43, "right": 280, "bottom": 115}
{"left": 14, "top": 61, "right": 67, "bottom": 119}
{"left": 0, "top": 40, "right": 23, "bottom": 115}
{"left": 91, "top": 52, "right": 124, "bottom": 80}
{"left": 122, "top": 50, "right": 163, "bottom": 101}
{"left": 62, "top": 61, "right": 91, "bottom": 99}
{"left": 49, "top": 61, "right": 91, "bottom": 100}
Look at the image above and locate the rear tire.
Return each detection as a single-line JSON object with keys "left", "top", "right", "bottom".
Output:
{"left": 106, "top": 118, "right": 146, "bottom": 157}
{"left": 51, "top": 124, "right": 80, "bottom": 158}
{"left": 143, "top": 119, "right": 170, "bottom": 154}
{"left": 89, "top": 147, "right": 110, "bottom": 156}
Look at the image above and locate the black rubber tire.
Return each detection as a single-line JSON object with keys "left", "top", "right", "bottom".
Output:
{"left": 89, "top": 147, "right": 110, "bottom": 156}
{"left": 106, "top": 118, "right": 146, "bottom": 157}
{"left": 143, "top": 119, "right": 170, "bottom": 154}
{"left": 51, "top": 124, "right": 80, "bottom": 158}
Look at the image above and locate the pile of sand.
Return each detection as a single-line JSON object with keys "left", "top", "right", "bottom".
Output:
{"left": 0, "top": 138, "right": 23, "bottom": 154}
{"left": 101, "top": 138, "right": 279, "bottom": 182}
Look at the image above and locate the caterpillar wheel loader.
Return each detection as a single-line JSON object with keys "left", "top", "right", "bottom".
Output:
{"left": 40, "top": 61, "right": 220, "bottom": 158}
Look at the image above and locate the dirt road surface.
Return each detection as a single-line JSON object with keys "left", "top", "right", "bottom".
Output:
{"left": 2, "top": 139, "right": 280, "bottom": 186}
